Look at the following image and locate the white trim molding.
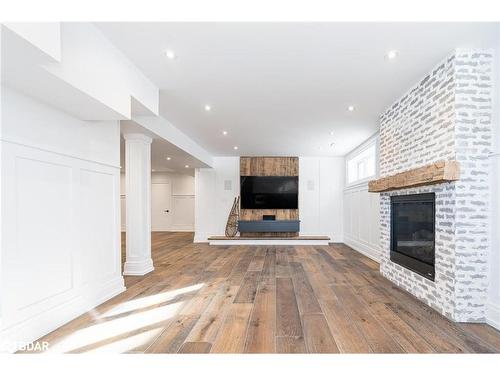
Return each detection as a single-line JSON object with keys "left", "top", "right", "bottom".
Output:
{"left": 487, "top": 302, "right": 500, "bottom": 331}
{"left": 344, "top": 235, "right": 381, "bottom": 263}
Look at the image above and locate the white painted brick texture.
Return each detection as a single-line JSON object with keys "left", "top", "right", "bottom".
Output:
{"left": 378, "top": 49, "right": 493, "bottom": 322}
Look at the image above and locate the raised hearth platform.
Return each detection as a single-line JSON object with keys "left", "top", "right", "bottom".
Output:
{"left": 208, "top": 235, "right": 330, "bottom": 246}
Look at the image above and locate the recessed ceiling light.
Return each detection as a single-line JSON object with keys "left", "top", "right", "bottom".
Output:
{"left": 165, "top": 49, "right": 176, "bottom": 60}
{"left": 233, "top": 146, "right": 238, "bottom": 150}
{"left": 166, "top": 157, "right": 171, "bottom": 161}
{"left": 348, "top": 105, "right": 355, "bottom": 112}
{"left": 329, "top": 131, "right": 334, "bottom": 136}
{"left": 185, "top": 165, "right": 189, "bottom": 168}
{"left": 204, "top": 105, "right": 211, "bottom": 112}
{"left": 386, "top": 49, "right": 399, "bottom": 60}
{"left": 222, "top": 130, "right": 228, "bottom": 135}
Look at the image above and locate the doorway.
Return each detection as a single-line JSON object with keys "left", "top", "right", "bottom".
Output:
{"left": 151, "top": 182, "right": 172, "bottom": 231}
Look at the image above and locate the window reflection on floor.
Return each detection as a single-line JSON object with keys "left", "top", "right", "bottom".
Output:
{"left": 44, "top": 283, "right": 204, "bottom": 353}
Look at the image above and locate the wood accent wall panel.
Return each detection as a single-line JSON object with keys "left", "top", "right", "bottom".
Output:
{"left": 240, "top": 209, "right": 299, "bottom": 221}
{"left": 239, "top": 157, "right": 299, "bottom": 237}
{"left": 240, "top": 157, "right": 298, "bottom": 176}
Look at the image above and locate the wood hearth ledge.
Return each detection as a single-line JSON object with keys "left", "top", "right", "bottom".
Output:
{"left": 368, "top": 160, "right": 460, "bottom": 192}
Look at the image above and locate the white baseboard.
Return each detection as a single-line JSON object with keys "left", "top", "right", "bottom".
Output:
{"left": 343, "top": 236, "right": 381, "bottom": 263}
{"left": 194, "top": 231, "right": 218, "bottom": 243}
{"left": 330, "top": 234, "right": 344, "bottom": 243}
{"left": 169, "top": 225, "right": 194, "bottom": 232}
{"left": 487, "top": 301, "right": 500, "bottom": 331}
{"left": 194, "top": 238, "right": 209, "bottom": 243}
{"left": 123, "top": 258, "right": 154, "bottom": 276}
{"left": 0, "top": 276, "right": 125, "bottom": 353}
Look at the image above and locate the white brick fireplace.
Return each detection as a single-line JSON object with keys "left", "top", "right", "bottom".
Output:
{"left": 377, "top": 49, "right": 494, "bottom": 322}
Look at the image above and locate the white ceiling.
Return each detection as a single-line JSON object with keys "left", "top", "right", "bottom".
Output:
{"left": 120, "top": 121, "right": 208, "bottom": 175}
{"left": 97, "top": 22, "right": 498, "bottom": 156}
{"left": 120, "top": 137, "right": 203, "bottom": 176}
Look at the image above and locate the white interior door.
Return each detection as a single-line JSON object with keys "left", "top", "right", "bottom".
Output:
{"left": 151, "top": 182, "right": 172, "bottom": 231}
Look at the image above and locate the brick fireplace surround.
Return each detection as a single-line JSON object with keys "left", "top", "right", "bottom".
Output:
{"left": 378, "top": 49, "right": 493, "bottom": 322}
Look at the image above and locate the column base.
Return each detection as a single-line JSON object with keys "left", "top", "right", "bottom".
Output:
{"left": 123, "top": 258, "right": 154, "bottom": 276}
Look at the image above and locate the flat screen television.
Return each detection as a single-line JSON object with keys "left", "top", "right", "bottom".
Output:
{"left": 240, "top": 176, "right": 298, "bottom": 209}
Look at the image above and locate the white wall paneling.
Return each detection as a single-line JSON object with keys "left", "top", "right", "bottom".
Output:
{"left": 194, "top": 168, "right": 217, "bottom": 242}
{"left": 212, "top": 157, "right": 240, "bottom": 237}
{"left": 194, "top": 157, "right": 242, "bottom": 242}
{"left": 343, "top": 135, "right": 381, "bottom": 261}
{"left": 343, "top": 183, "right": 381, "bottom": 261}
{"left": 123, "top": 133, "right": 153, "bottom": 276}
{"left": 0, "top": 87, "right": 124, "bottom": 351}
{"left": 171, "top": 196, "right": 195, "bottom": 231}
{"left": 299, "top": 157, "right": 344, "bottom": 242}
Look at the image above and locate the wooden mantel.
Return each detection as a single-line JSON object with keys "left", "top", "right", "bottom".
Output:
{"left": 368, "top": 160, "right": 460, "bottom": 193}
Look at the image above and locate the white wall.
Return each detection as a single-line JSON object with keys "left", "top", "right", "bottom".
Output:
{"left": 487, "top": 26, "right": 500, "bottom": 330}
{"left": 0, "top": 87, "right": 125, "bottom": 351}
{"left": 343, "top": 135, "right": 381, "bottom": 262}
{"left": 194, "top": 156, "right": 344, "bottom": 242}
{"left": 194, "top": 157, "right": 239, "bottom": 242}
{"left": 120, "top": 171, "right": 195, "bottom": 232}
{"left": 299, "top": 157, "right": 344, "bottom": 241}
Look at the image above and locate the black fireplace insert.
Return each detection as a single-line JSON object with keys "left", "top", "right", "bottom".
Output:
{"left": 390, "top": 193, "right": 435, "bottom": 281}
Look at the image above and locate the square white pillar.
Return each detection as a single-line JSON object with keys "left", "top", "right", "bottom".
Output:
{"left": 123, "top": 133, "right": 154, "bottom": 276}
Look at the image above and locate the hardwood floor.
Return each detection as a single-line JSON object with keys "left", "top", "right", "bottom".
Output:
{"left": 31, "top": 232, "right": 500, "bottom": 354}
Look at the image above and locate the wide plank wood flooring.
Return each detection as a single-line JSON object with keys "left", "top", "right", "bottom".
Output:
{"left": 31, "top": 232, "right": 500, "bottom": 354}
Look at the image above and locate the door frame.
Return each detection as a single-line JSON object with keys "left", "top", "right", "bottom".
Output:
{"left": 151, "top": 181, "right": 172, "bottom": 232}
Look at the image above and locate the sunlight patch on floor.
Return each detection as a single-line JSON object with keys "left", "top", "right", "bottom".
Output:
{"left": 99, "top": 283, "right": 204, "bottom": 319}
{"left": 83, "top": 328, "right": 165, "bottom": 353}
{"left": 45, "top": 301, "right": 185, "bottom": 353}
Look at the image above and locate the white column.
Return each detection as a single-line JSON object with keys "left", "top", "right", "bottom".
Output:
{"left": 123, "top": 133, "right": 154, "bottom": 276}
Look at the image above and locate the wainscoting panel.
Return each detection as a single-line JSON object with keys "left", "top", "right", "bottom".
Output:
{"left": 9, "top": 156, "right": 74, "bottom": 311}
{"left": 0, "top": 141, "right": 125, "bottom": 349}
{"left": 79, "top": 169, "right": 120, "bottom": 284}
{"left": 171, "top": 195, "right": 195, "bottom": 231}
{"left": 343, "top": 183, "right": 380, "bottom": 261}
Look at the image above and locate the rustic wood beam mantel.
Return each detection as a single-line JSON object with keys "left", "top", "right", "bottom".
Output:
{"left": 368, "top": 160, "right": 460, "bottom": 193}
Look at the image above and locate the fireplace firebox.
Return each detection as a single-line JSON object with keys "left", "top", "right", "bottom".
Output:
{"left": 390, "top": 193, "right": 435, "bottom": 281}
